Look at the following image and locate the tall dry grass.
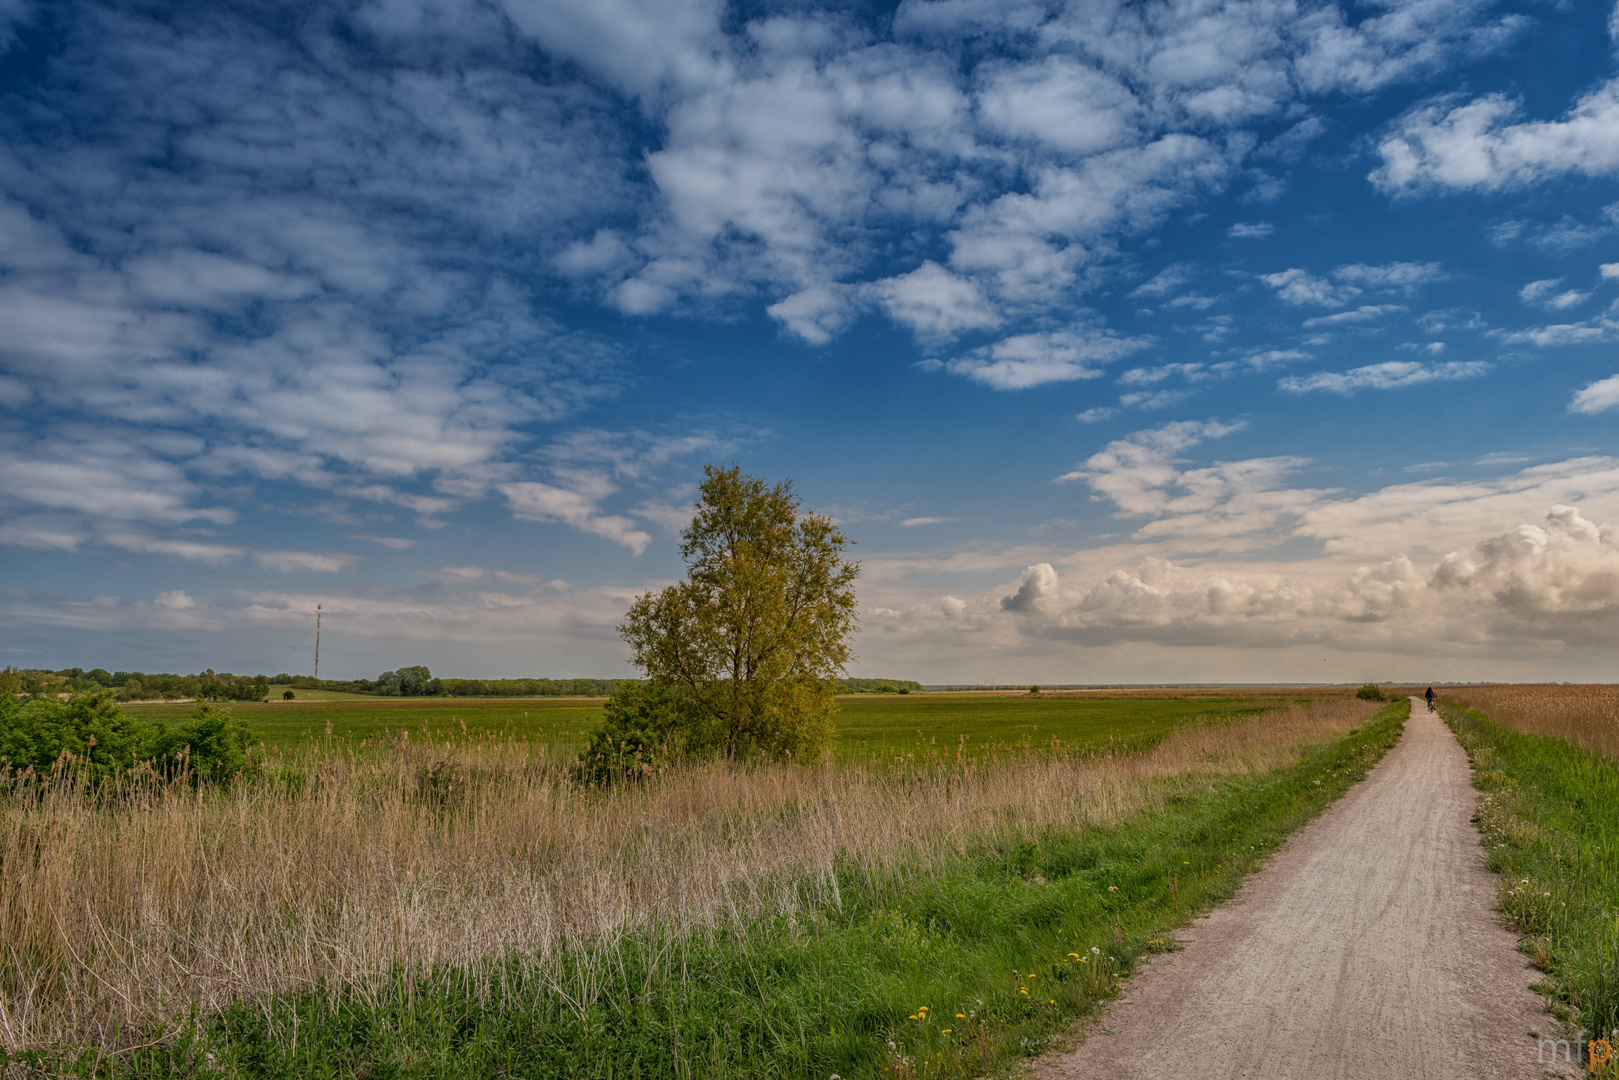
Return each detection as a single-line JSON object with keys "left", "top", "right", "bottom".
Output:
{"left": 1443, "top": 685, "right": 1619, "bottom": 759}
{"left": 0, "top": 699, "right": 1376, "bottom": 1052}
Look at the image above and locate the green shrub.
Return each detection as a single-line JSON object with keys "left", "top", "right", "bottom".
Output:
{"left": 1355, "top": 684, "right": 1387, "bottom": 701}
{"left": 0, "top": 693, "right": 257, "bottom": 784}
{"left": 573, "top": 683, "right": 692, "bottom": 787}
{"left": 0, "top": 691, "right": 149, "bottom": 779}
{"left": 145, "top": 702, "right": 258, "bottom": 783}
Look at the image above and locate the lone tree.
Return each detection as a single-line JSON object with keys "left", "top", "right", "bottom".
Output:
{"left": 617, "top": 464, "right": 860, "bottom": 762}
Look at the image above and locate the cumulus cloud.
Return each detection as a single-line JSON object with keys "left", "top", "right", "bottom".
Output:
{"left": 872, "top": 262, "right": 1001, "bottom": 340}
{"left": 990, "top": 506, "right": 1619, "bottom": 649}
{"left": 1428, "top": 506, "right": 1619, "bottom": 637}
{"left": 1262, "top": 268, "right": 1356, "bottom": 306}
{"left": 1263, "top": 261, "right": 1445, "bottom": 308}
{"left": 1571, "top": 374, "right": 1619, "bottom": 415}
{"left": 1374, "top": 81, "right": 1619, "bottom": 192}
{"left": 1520, "top": 278, "right": 1591, "bottom": 310}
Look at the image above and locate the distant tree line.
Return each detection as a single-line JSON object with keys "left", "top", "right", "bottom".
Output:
{"left": 0, "top": 665, "right": 920, "bottom": 703}
{"left": 0, "top": 667, "right": 269, "bottom": 702}
{"left": 838, "top": 678, "right": 921, "bottom": 694}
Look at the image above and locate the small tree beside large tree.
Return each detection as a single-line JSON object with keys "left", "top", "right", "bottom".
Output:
{"left": 582, "top": 464, "right": 859, "bottom": 779}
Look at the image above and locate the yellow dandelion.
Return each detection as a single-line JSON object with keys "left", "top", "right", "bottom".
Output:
{"left": 1019, "top": 987, "right": 1029, "bottom": 996}
{"left": 1108, "top": 885, "right": 1118, "bottom": 892}
{"left": 941, "top": 1028, "right": 952, "bottom": 1035}
{"left": 908, "top": 1014, "right": 918, "bottom": 1021}
{"left": 1048, "top": 999, "right": 1056, "bottom": 1005}
{"left": 1068, "top": 952, "right": 1080, "bottom": 959}
{"left": 955, "top": 1013, "right": 965, "bottom": 1019}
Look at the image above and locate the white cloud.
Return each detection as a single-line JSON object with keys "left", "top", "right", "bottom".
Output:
{"left": 1374, "top": 81, "right": 1619, "bottom": 193}
{"left": 1130, "top": 263, "right": 1197, "bottom": 299}
{"left": 1056, "top": 420, "right": 1326, "bottom": 546}
{"left": 253, "top": 550, "right": 361, "bottom": 574}
{"left": 1571, "top": 374, "right": 1619, "bottom": 415}
{"left": 1520, "top": 278, "right": 1563, "bottom": 303}
{"left": 1077, "top": 406, "right": 1120, "bottom": 423}
{"left": 901, "top": 516, "right": 953, "bottom": 527}
{"left": 1302, "top": 304, "right": 1406, "bottom": 327}
{"left": 1228, "top": 222, "right": 1274, "bottom": 238}
{"left": 1497, "top": 322, "right": 1611, "bottom": 347}
{"left": 872, "top": 262, "right": 1001, "bottom": 340}
{"left": 944, "top": 326, "right": 1149, "bottom": 389}
{"left": 499, "top": 479, "right": 653, "bottom": 554}
{"left": 989, "top": 505, "right": 1619, "bottom": 648}
{"left": 767, "top": 285, "right": 863, "bottom": 345}
{"left": 351, "top": 534, "right": 418, "bottom": 550}
{"left": 1242, "top": 349, "right": 1309, "bottom": 370}
{"left": 1332, "top": 261, "right": 1445, "bottom": 292}
{"left": 976, "top": 56, "right": 1138, "bottom": 155}
{"left": 1119, "top": 389, "right": 1191, "bottom": 410}
{"left": 1279, "top": 360, "right": 1487, "bottom": 394}
{"left": 1262, "top": 268, "right": 1357, "bottom": 306}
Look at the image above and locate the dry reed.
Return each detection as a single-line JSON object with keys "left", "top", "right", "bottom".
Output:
{"left": 1442, "top": 685, "right": 1619, "bottom": 759}
{"left": 0, "top": 699, "right": 1376, "bottom": 1052}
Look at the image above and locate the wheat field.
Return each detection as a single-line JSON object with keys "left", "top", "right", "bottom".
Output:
{"left": 1442, "top": 684, "right": 1619, "bottom": 759}
{"left": 0, "top": 699, "right": 1376, "bottom": 1052}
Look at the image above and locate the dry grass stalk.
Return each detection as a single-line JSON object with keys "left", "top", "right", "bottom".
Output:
{"left": 1443, "top": 684, "right": 1619, "bottom": 759}
{"left": 0, "top": 699, "right": 1376, "bottom": 1051}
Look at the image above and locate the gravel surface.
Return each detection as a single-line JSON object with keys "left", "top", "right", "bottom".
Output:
{"left": 1032, "top": 700, "right": 1573, "bottom": 1080}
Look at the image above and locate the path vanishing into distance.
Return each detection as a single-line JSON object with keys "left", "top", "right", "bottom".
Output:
{"left": 1034, "top": 699, "right": 1571, "bottom": 1080}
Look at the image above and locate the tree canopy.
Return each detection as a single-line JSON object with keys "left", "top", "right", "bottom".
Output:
{"left": 617, "top": 464, "right": 860, "bottom": 761}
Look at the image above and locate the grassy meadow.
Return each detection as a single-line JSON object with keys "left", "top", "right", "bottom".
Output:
{"left": 1438, "top": 690, "right": 1619, "bottom": 1047}
{"left": 121, "top": 688, "right": 1325, "bottom": 758}
{"left": 0, "top": 690, "right": 1402, "bottom": 1078}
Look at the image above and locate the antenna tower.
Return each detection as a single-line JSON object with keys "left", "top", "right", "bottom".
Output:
{"left": 314, "top": 604, "right": 322, "bottom": 680}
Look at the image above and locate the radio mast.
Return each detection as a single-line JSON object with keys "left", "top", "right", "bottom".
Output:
{"left": 314, "top": 604, "right": 322, "bottom": 680}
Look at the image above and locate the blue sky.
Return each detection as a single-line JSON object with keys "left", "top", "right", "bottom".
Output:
{"left": 3, "top": 0, "right": 1619, "bottom": 683}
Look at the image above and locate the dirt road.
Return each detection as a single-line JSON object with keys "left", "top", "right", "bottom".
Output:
{"left": 1033, "top": 699, "right": 1568, "bottom": 1080}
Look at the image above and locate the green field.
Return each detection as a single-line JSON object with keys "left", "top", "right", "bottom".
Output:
{"left": 98, "top": 701, "right": 1408, "bottom": 1080}
{"left": 124, "top": 691, "right": 1307, "bottom": 757}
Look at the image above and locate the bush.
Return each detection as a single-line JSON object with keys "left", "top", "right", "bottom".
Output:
{"left": 573, "top": 683, "right": 692, "bottom": 787}
{"left": 0, "top": 693, "right": 257, "bottom": 784}
{"left": 1355, "top": 684, "right": 1387, "bottom": 701}
{"left": 0, "top": 692, "right": 149, "bottom": 780}
{"left": 144, "top": 702, "right": 258, "bottom": 783}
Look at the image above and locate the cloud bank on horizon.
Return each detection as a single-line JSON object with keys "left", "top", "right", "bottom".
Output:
{"left": 3, "top": 0, "right": 1619, "bottom": 682}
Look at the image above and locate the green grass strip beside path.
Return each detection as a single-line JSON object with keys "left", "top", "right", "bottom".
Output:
{"left": 48, "top": 701, "right": 1407, "bottom": 1080}
{"left": 1441, "top": 702, "right": 1619, "bottom": 1046}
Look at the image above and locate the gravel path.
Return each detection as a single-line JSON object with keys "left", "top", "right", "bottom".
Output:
{"left": 1032, "top": 699, "right": 1569, "bottom": 1080}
